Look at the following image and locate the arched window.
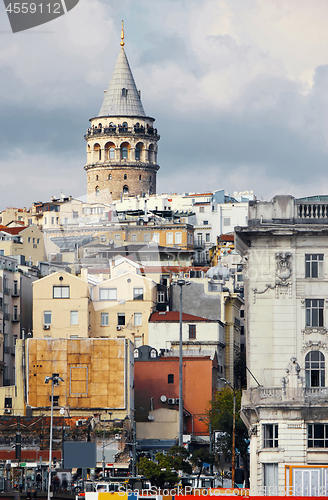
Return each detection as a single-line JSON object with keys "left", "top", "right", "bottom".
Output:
{"left": 108, "top": 174, "right": 112, "bottom": 180}
{"left": 134, "top": 349, "right": 139, "bottom": 358}
{"left": 123, "top": 185, "right": 129, "bottom": 195}
{"left": 109, "top": 147, "right": 115, "bottom": 159}
{"left": 150, "top": 349, "right": 157, "bottom": 358}
{"left": 148, "top": 144, "right": 154, "bottom": 163}
{"left": 135, "top": 146, "right": 141, "bottom": 160}
{"left": 96, "top": 175, "right": 98, "bottom": 181}
{"left": 94, "top": 143, "right": 101, "bottom": 161}
{"left": 124, "top": 174, "right": 127, "bottom": 180}
{"left": 139, "top": 174, "right": 141, "bottom": 180}
{"left": 95, "top": 186, "right": 100, "bottom": 197}
{"left": 305, "top": 351, "right": 325, "bottom": 387}
{"left": 121, "top": 147, "right": 128, "bottom": 159}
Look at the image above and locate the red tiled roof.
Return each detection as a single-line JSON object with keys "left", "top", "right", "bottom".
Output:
{"left": 220, "top": 233, "right": 234, "bottom": 242}
{"left": 0, "top": 225, "right": 26, "bottom": 235}
{"left": 150, "top": 311, "right": 215, "bottom": 322}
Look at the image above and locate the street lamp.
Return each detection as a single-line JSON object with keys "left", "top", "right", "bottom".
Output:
{"left": 45, "top": 373, "right": 64, "bottom": 500}
{"left": 220, "top": 378, "right": 236, "bottom": 488}
{"left": 199, "top": 413, "right": 213, "bottom": 476}
{"left": 173, "top": 277, "right": 190, "bottom": 446}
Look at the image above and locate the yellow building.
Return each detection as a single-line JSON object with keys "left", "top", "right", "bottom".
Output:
{"left": 0, "top": 207, "right": 32, "bottom": 227}
{"left": 32, "top": 271, "right": 92, "bottom": 339}
{"left": 0, "top": 225, "right": 45, "bottom": 265}
{"left": 26, "top": 337, "right": 134, "bottom": 418}
{"left": 90, "top": 259, "right": 157, "bottom": 346}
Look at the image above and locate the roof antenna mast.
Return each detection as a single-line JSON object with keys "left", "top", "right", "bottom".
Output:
{"left": 120, "top": 20, "right": 125, "bottom": 47}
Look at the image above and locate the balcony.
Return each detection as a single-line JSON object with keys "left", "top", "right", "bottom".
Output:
{"left": 11, "top": 314, "right": 20, "bottom": 323}
{"left": 3, "top": 312, "right": 10, "bottom": 321}
{"left": 85, "top": 124, "right": 160, "bottom": 140}
{"left": 243, "top": 386, "right": 328, "bottom": 407}
{"left": 3, "top": 287, "right": 10, "bottom": 296}
{"left": 11, "top": 289, "right": 19, "bottom": 297}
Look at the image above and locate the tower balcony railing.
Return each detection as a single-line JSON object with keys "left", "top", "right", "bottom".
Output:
{"left": 85, "top": 125, "right": 160, "bottom": 140}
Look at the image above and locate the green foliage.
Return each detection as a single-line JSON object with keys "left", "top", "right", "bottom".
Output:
{"left": 138, "top": 445, "right": 191, "bottom": 487}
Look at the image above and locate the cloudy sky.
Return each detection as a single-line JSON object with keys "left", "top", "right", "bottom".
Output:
{"left": 2, "top": 0, "right": 328, "bottom": 209}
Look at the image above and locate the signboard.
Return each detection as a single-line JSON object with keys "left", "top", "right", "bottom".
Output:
{"left": 63, "top": 442, "right": 96, "bottom": 469}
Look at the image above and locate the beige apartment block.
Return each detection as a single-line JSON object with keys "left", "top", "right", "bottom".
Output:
{"left": 0, "top": 225, "right": 45, "bottom": 265}
{"left": 33, "top": 271, "right": 92, "bottom": 339}
{"left": 0, "top": 207, "right": 32, "bottom": 227}
{"left": 91, "top": 264, "right": 157, "bottom": 346}
{"left": 26, "top": 337, "right": 134, "bottom": 418}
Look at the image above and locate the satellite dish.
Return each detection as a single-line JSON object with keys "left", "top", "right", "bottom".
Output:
{"left": 59, "top": 408, "right": 65, "bottom": 416}
{"left": 160, "top": 395, "right": 167, "bottom": 403}
{"left": 148, "top": 415, "right": 155, "bottom": 421}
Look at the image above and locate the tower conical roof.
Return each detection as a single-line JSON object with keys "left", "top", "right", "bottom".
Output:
{"left": 98, "top": 48, "right": 146, "bottom": 117}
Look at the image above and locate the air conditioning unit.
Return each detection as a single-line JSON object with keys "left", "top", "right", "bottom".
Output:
{"left": 175, "top": 399, "right": 179, "bottom": 405}
{"left": 4, "top": 408, "right": 11, "bottom": 414}
{"left": 76, "top": 419, "right": 86, "bottom": 427}
{"left": 168, "top": 398, "right": 175, "bottom": 405}
{"left": 43, "top": 325, "right": 50, "bottom": 330}
{"left": 116, "top": 326, "right": 122, "bottom": 331}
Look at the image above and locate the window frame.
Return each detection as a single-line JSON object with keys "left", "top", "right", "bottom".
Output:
{"left": 189, "top": 324, "right": 196, "bottom": 339}
{"left": 101, "top": 312, "right": 109, "bottom": 327}
{"left": 308, "top": 423, "right": 328, "bottom": 448}
{"left": 70, "top": 311, "right": 78, "bottom": 326}
{"left": 263, "top": 423, "right": 279, "bottom": 448}
{"left": 133, "top": 288, "right": 144, "bottom": 301}
{"left": 44, "top": 311, "right": 52, "bottom": 325}
{"left": 99, "top": 288, "right": 117, "bottom": 301}
{"left": 305, "top": 299, "right": 324, "bottom": 327}
{"left": 168, "top": 374, "right": 174, "bottom": 384}
{"left": 305, "top": 351, "right": 325, "bottom": 387}
{"left": 117, "top": 313, "right": 125, "bottom": 326}
{"left": 134, "top": 313, "right": 142, "bottom": 327}
{"left": 305, "top": 254, "right": 324, "bottom": 279}
{"left": 53, "top": 285, "right": 70, "bottom": 299}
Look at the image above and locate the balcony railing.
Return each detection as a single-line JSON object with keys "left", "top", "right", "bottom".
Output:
{"left": 85, "top": 125, "right": 160, "bottom": 140}
{"left": 244, "top": 386, "right": 328, "bottom": 405}
{"left": 11, "top": 289, "right": 19, "bottom": 297}
{"left": 295, "top": 201, "right": 328, "bottom": 220}
{"left": 3, "top": 287, "right": 10, "bottom": 296}
{"left": 11, "top": 314, "right": 20, "bottom": 323}
{"left": 3, "top": 312, "right": 10, "bottom": 321}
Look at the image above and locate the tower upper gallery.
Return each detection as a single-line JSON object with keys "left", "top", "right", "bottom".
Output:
{"left": 84, "top": 23, "right": 160, "bottom": 204}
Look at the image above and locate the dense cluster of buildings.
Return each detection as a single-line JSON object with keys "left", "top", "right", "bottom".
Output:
{"left": 0, "top": 28, "right": 327, "bottom": 496}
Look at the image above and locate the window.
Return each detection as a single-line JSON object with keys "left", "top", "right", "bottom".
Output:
{"left": 240, "top": 310, "right": 245, "bottom": 318}
{"left": 305, "top": 351, "right": 325, "bottom": 387}
{"left": 50, "top": 395, "right": 59, "bottom": 407}
{"left": 189, "top": 324, "right": 196, "bottom": 339}
{"left": 108, "top": 173, "right": 112, "bottom": 179}
{"left": 131, "top": 234, "right": 137, "bottom": 242}
{"left": 51, "top": 217, "right": 54, "bottom": 224}
{"left": 203, "top": 220, "right": 209, "bottom": 225}
{"left": 95, "top": 187, "right": 100, "bottom": 196}
{"left": 101, "top": 312, "right": 109, "bottom": 326}
{"left": 4, "top": 397, "right": 12, "bottom": 409}
{"left": 197, "top": 233, "right": 203, "bottom": 245}
{"left": 306, "top": 299, "right": 324, "bottom": 327}
{"left": 99, "top": 288, "right": 117, "bottom": 300}
{"left": 115, "top": 234, "right": 120, "bottom": 240}
{"left": 44, "top": 311, "right": 51, "bottom": 325}
{"left": 124, "top": 174, "right": 127, "bottom": 180}
{"left": 37, "top": 238, "right": 40, "bottom": 244}
{"left": 28, "top": 237, "right": 31, "bottom": 243}
{"left": 109, "top": 148, "right": 115, "bottom": 160}
{"left": 263, "top": 464, "right": 278, "bottom": 492}
{"left": 70, "top": 311, "right": 78, "bottom": 325}
{"left": 166, "top": 232, "right": 173, "bottom": 245}
{"left": 118, "top": 313, "right": 125, "bottom": 326}
{"left": 134, "top": 313, "right": 142, "bottom": 326}
{"left": 263, "top": 424, "right": 278, "bottom": 448}
{"left": 135, "top": 147, "right": 141, "bottom": 160}
{"left": 150, "top": 349, "right": 157, "bottom": 358}
{"left": 144, "top": 233, "right": 151, "bottom": 242}
{"left": 308, "top": 424, "right": 328, "bottom": 448}
{"left": 199, "top": 207, "right": 204, "bottom": 213}
{"left": 53, "top": 286, "right": 70, "bottom": 298}
{"left": 223, "top": 217, "right": 231, "bottom": 226}
{"left": 121, "top": 147, "right": 128, "bottom": 159}
{"left": 175, "top": 232, "right": 182, "bottom": 244}
{"left": 206, "top": 233, "right": 210, "bottom": 243}
{"left": 305, "top": 254, "right": 324, "bottom": 278}
{"left": 168, "top": 374, "right": 174, "bottom": 384}
{"left": 134, "top": 349, "right": 139, "bottom": 358}
{"left": 133, "top": 288, "right": 144, "bottom": 300}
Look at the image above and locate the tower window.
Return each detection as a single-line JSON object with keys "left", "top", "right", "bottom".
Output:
{"left": 121, "top": 147, "right": 128, "bottom": 159}
{"left": 139, "top": 174, "right": 141, "bottom": 180}
{"left": 123, "top": 185, "right": 129, "bottom": 195}
{"left": 135, "top": 147, "right": 141, "bottom": 160}
{"left": 108, "top": 174, "right": 112, "bottom": 180}
{"left": 95, "top": 186, "right": 100, "bottom": 196}
{"left": 122, "top": 88, "right": 128, "bottom": 97}
{"left": 124, "top": 174, "right": 127, "bottom": 180}
{"left": 96, "top": 175, "right": 98, "bottom": 181}
{"left": 109, "top": 147, "right": 115, "bottom": 159}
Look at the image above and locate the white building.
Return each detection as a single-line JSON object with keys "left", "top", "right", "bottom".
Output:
{"left": 236, "top": 195, "right": 328, "bottom": 496}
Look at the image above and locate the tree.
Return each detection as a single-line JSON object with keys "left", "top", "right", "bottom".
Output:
{"left": 211, "top": 387, "right": 250, "bottom": 487}
{"left": 190, "top": 447, "right": 213, "bottom": 487}
{"left": 138, "top": 445, "right": 192, "bottom": 487}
